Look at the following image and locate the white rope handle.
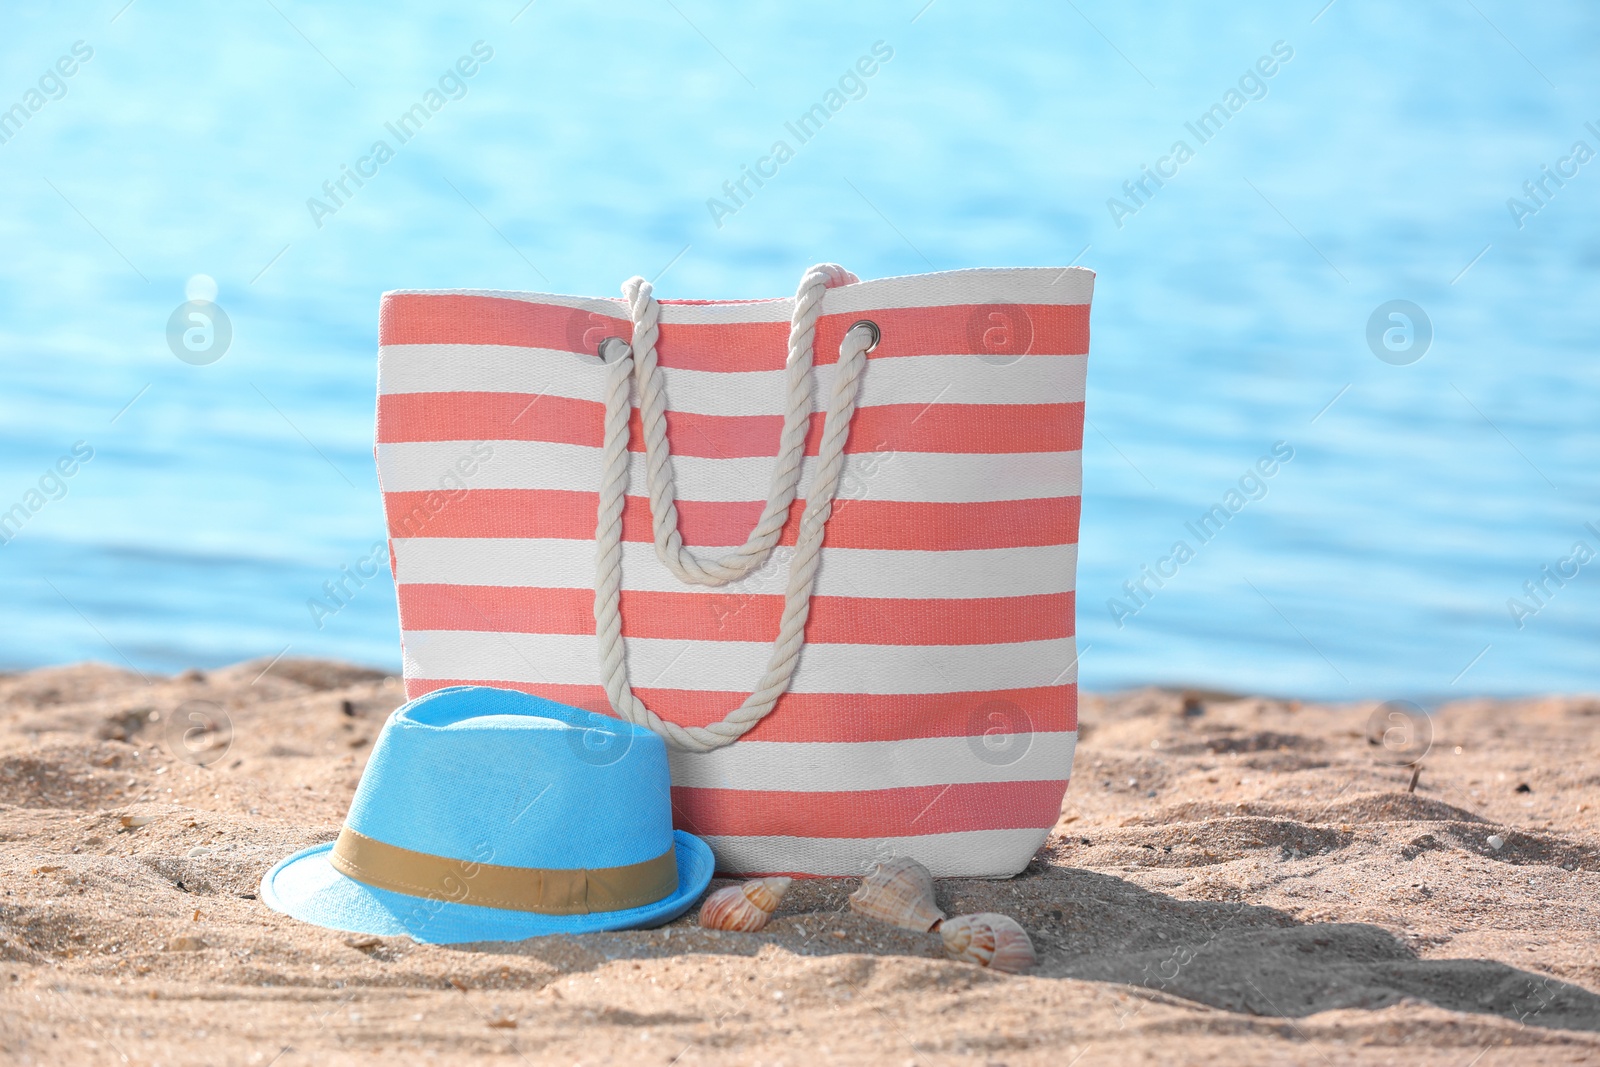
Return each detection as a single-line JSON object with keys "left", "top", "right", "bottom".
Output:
{"left": 593, "top": 264, "right": 875, "bottom": 752}
{"left": 620, "top": 263, "right": 857, "bottom": 585}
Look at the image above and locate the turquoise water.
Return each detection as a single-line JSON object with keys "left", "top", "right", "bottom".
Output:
{"left": 1, "top": 2, "right": 1596, "bottom": 700}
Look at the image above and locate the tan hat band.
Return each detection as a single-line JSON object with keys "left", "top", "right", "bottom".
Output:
{"left": 329, "top": 827, "right": 679, "bottom": 915}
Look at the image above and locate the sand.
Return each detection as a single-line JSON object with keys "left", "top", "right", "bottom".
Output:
{"left": 1, "top": 658, "right": 1597, "bottom": 1065}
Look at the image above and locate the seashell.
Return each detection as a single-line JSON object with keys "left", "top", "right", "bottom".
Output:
{"left": 697, "top": 877, "right": 792, "bottom": 932}
{"left": 119, "top": 815, "right": 152, "bottom": 829}
{"left": 848, "top": 856, "right": 945, "bottom": 932}
{"left": 940, "top": 913, "right": 1036, "bottom": 974}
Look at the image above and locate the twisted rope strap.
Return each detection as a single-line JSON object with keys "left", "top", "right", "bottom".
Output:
{"left": 619, "top": 263, "right": 857, "bottom": 585}
{"left": 593, "top": 265, "right": 875, "bottom": 752}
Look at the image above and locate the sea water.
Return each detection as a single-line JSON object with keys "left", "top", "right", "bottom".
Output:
{"left": 0, "top": 1, "right": 1596, "bottom": 701}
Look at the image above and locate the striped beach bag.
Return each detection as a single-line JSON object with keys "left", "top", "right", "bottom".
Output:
{"left": 375, "top": 264, "right": 1092, "bottom": 877}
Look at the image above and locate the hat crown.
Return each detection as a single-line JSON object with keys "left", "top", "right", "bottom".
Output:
{"left": 344, "top": 687, "right": 673, "bottom": 871}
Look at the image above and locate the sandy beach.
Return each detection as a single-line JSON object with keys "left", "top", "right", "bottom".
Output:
{"left": 2, "top": 658, "right": 1598, "bottom": 1065}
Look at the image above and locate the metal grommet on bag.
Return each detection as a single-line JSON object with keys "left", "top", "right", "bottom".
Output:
{"left": 596, "top": 336, "right": 631, "bottom": 365}
{"left": 849, "top": 319, "right": 881, "bottom": 352}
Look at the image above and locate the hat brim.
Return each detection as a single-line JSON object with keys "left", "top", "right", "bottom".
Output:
{"left": 258, "top": 830, "right": 714, "bottom": 944}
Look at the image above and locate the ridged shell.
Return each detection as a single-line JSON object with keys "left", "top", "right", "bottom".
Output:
{"left": 941, "top": 913, "right": 1036, "bottom": 974}
{"left": 848, "top": 856, "right": 945, "bottom": 932}
{"left": 697, "top": 877, "right": 792, "bottom": 932}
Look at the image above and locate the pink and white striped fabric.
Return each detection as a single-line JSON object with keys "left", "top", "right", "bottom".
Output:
{"left": 374, "top": 266, "right": 1092, "bottom": 877}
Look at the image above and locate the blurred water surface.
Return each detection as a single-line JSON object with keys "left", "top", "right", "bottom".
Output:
{"left": 0, "top": 1, "right": 1596, "bottom": 699}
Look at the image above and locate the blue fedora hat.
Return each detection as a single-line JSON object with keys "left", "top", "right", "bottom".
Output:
{"left": 259, "top": 686, "right": 713, "bottom": 944}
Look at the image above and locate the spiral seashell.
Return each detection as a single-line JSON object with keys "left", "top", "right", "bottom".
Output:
{"left": 697, "top": 877, "right": 792, "bottom": 932}
{"left": 848, "top": 856, "right": 945, "bottom": 932}
{"left": 940, "top": 913, "right": 1036, "bottom": 974}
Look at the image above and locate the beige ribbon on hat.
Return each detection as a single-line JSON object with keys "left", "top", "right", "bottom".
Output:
{"left": 329, "top": 827, "right": 679, "bottom": 914}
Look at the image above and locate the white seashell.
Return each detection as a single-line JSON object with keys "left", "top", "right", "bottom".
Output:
{"left": 849, "top": 856, "right": 945, "bottom": 932}
{"left": 1487, "top": 834, "right": 1505, "bottom": 851}
{"left": 940, "top": 913, "right": 1036, "bottom": 974}
{"left": 697, "top": 877, "right": 792, "bottom": 932}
